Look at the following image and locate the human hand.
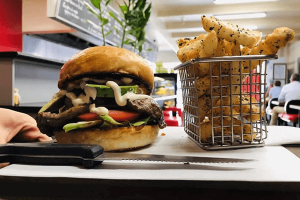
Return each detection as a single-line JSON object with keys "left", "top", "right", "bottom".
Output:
{"left": 0, "top": 108, "right": 52, "bottom": 168}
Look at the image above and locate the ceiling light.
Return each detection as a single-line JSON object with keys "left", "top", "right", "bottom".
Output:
{"left": 243, "top": 25, "right": 258, "bottom": 30}
{"left": 215, "top": 13, "right": 266, "bottom": 20}
{"left": 167, "top": 12, "right": 266, "bottom": 23}
{"left": 168, "top": 28, "right": 205, "bottom": 33}
{"left": 171, "top": 26, "right": 257, "bottom": 34}
{"left": 214, "top": 0, "right": 278, "bottom": 4}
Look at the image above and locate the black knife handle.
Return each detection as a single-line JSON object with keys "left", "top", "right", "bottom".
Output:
{"left": 0, "top": 143, "right": 104, "bottom": 158}
{"left": 0, "top": 143, "right": 104, "bottom": 168}
{"left": 0, "top": 154, "right": 102, "bottom": 168}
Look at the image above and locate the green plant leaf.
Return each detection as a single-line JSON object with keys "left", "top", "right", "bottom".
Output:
{"left": 123, "top": 1, "right": 129, "bottom": 10}
{"left": 145, "top": 3, "right": 151, "bottom": 16}
{"left": 84, "top": 0, "right": 114, "bottom": 46}
{"left": 113, "top": 27, "right": 120, "bottom": 34}
{"left": 125, "top": 29, "right": 134, "bottom": 35}
{"left": 124, "top": 38, "right": 135, "bottom": 46}
{"left": 102, "top": 17, "right": 109, "bottom": 25}
{"left": 133, "top": 0, "right": 144, "bottom": 10}
{"left": 104, "top": 30, "right": 112, "bottom": 37}
{"left": 84, "top": 1, "right": 99, "bottom": 17}
{"left": 90, "top": 0, "right": 101, "bottom": 9}
{"left": 109, "top": 11, "right": 124, "bottom": 27}
{"left": 140, "top": 31, "right": 146, "bottom": 40}
{"left": 87, "top": 8, "right": 99, "bottom": 18}
{"left": 119, "top": 5, "right": 127, "bottom": 14}
{"left": 105, "top": 0, "right": 113, "bottom": 6}
{"left": 116, "top": 0, "right": 152, "bottom": 52}
{"left": 123, "top": 38, "right": 131, "bottom": 44}
{"left": 137, "top": 39, "right": 145, "bottom": 47}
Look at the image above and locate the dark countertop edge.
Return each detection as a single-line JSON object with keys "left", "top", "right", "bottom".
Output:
{"left": 0, "top": 51, "right": 65, "bottom": 66}
{"left": 0, "top": 106, "right": 41, "bottom": 114}
{"left": 1, "top": 105, "right": 42, "bottom": 109}
{"left": 0, "top": 176, "right": 300, "bottom": 192}
{"left": 0, "top": 176, "right": 300, "bottom": 199}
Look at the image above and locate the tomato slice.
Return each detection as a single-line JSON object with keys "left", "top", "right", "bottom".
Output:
{"left": 77, "top": 110, "right": 139, "bottom": 122}
{"left": 77, "top": 113, "right": 101, "bottom": 121}
{"left": 108, "top": 110, "right": 139, "bottom": 121}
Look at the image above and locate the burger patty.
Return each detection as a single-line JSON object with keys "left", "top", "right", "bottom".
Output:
{"left": 36, "top": 98, "right": 166, "bottom": 135}
{"left": 36, "top": 105, "right": 90, "bottom": 135}
{"left": 126, "top": 99, "right": 166, "bottom": 129}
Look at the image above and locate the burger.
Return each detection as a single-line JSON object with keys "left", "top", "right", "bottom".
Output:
{"left": 36, "top": 46, "right": 166, "bottom": 151}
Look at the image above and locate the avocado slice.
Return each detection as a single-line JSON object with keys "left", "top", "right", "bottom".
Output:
{"left": 63, "top": 114, "right": 121, "bottom": 132}
{"left": 39, "top": 94, "right": 65, "bottom": 113}
{"left": 87, "top": 84, "right": 138, "bottom": 97}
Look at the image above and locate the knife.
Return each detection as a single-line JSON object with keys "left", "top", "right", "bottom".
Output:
{"left": 0, "top": 143, "right": 254, "bottom": 168}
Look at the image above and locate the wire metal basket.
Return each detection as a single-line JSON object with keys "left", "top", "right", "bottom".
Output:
{"left": 174, "top": 54, "right": 278, "bottom": 150}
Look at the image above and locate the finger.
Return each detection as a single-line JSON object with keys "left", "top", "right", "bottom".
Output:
{"left": 0, "top": 163, "right": 9, "bottom": 169}
{"left": 0, "top": 126, "right": 12, "bottom": 144}
{"left": 13, "top": 126, "right": 52, "bottom": 143}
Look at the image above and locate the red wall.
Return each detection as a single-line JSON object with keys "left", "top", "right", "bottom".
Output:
{"left": 0, "top": 0, "right": 22, "bottom": 52}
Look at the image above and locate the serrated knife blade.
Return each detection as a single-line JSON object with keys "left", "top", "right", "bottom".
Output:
{"left": 0, "top": 143, "right": 255, "bottom": 168}
{"left": 97, "top": 153, "right": 253, "bottom": 164}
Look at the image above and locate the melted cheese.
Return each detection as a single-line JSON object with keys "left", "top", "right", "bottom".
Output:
{"left": 89, "top": 104, "right": 108, "bottom": 116}
{"left": 84, "top": 85, "right": 97, "bottom": 100}
{"left": 66, "top": 84, "right": 97, "bottom": 106}
{"left": 106, "top": 81, "right": 152, "bottom": 106}
{"left": 82, "top": 77, "right": 123, "bottom": 85}
{"left": 66, "top": 80, "right": 152, "bottom": 108}
{"left": 121, "top": 77, "right": 133, "bottom": 84}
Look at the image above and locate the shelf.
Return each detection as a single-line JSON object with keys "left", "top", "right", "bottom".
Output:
{"left": 0, "top": 52, "right": 62, "bottom": 106}
{"left": 152, "top": 95, "right": 177, "bottom": 101}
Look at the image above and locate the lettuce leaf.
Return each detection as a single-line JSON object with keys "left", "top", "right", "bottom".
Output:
{"left": 130, "top": 117, "right": 150, "bottom": 126}
{"left": 100, "top": 113, "right": 121, "bottom": 125}
{"left": 63, "top": 115, "right": 151, "bottom": 132}
{"left": 63, "top": 120, "right": 102, "bottom": 133}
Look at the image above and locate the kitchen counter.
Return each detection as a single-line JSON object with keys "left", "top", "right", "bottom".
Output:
{"left": 1, "top": 126, "right": 300, "bottom": 199}
{"left": 0, "top": 51, "right": 65, "bottom": 65}
{"left": 0, "top": 51, "right": 63, "bottom": 107}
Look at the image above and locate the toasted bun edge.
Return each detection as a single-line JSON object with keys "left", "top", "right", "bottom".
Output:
{"left": 54, "top": 125, "right": 159, "bottom": 151}
{"left": 58, "top": 46, "right": 154, "bottom": 95}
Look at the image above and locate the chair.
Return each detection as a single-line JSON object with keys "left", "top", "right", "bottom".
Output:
{"left": 163, "top": 107, "right": 183, "bottom": 126}
{"left": 278, "top": 100, "right": 300, "bottom": 127}
{"left": 266, "top": 98, "right": 278, "bottom": 124}
{"left": 269, "top": 98, "right": 279, "bottom": 109}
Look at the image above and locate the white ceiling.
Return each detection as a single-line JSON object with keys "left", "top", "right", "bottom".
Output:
{"left": 145, "top": 0, "right": 300, "bottom": 62}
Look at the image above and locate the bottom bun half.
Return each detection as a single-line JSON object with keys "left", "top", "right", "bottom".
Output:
{"left": 54, "top": 125, "right": 159, "bottom": 151}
